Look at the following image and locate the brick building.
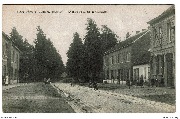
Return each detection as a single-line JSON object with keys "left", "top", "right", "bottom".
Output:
{"left": 147, "top": 5, "right": 175, "bottom": 87}
{"left": 103, "top": 30, "right": 151, "bottom": 84}
{"left": 2, "top": 32, "right": 21, "bottom": 84}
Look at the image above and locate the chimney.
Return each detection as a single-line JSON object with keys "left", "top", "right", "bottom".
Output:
{"left": 136, "top": 31, "right": 140, "bottom": 34}
{"left": 142, "top": 29, "right": 146, "bottom": 31}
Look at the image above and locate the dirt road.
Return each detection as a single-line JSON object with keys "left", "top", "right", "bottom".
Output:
{"left": 53, "top": 83, "right": 175, "bottom": 113}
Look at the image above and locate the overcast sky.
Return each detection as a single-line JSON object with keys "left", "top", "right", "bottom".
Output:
{"left": 2, "top": 5, "right": 171, "bottom": 65}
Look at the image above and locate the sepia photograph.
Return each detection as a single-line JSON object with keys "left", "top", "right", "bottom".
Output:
{"left": 1, "top": 3, "right": 178, "bottom": 117}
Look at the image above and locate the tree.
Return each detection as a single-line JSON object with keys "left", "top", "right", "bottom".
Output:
{"left": 10, "top": 27, "right": 24, "bottom": 51}
{"left": 66, "top": 32, "right": 84, "bottom": 82}
{"left": 83, "top": 18, "right": 102, "bottom": 82}
{"left": 10, "top": 27, "right": 35, "bottom": 83}
{"left": 100, "top": 25, "right": 118, "bottom": 53}
{"left": 19, "top": 39, "right": 35, "bottom": 82}
{"left": 34, "top": 26, "right": 64, "bottom": 81}
{"left": 66, "top": 19, "right": 118, "bottom": 83}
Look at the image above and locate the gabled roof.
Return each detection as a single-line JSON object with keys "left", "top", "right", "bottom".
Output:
{"left": 132, "top": 31, "right": 151, "bottom": 65}
{"left": 147, "top": 5, "right": 175, "bottom": 25}
{"left": 2, "top": 31, "right": 21, "bottom": 53}
{"left": 104, "top": 30, "right": 149, "bottom": 55}
{"left": 2, "top": 31, "right": 11, "bottom": 41}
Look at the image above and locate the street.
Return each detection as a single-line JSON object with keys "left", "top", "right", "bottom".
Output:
{"left": 53, "top": 83, "right": 175, "bottom": 113}
{"left": 2, "top": 83, "right": 75, "bottom": 113}
{"left": 2, "top": 82, "right": 175, "bottom": 113}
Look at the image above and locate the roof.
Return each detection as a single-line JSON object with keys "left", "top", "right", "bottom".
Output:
{"left": 132, "top": 31, "right": 151, "bottom": 65}
{"left": 133, "top": 51, "right": 151, "bottom": 66}
{"left": 147, "top": 5, "right": 175, "bottom": 24}
{"left": 2, "top": 31, "right": 21, "bottom": 53}
{"left": 2, "top": 31, "right": 11, "bottom": 41}
{"left": 104, "top": 30, "right": 149, "bottom": 55}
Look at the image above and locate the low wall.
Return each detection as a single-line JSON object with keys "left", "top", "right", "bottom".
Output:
{"left": 103, "top": 79, "right": 126, "bottom": 84}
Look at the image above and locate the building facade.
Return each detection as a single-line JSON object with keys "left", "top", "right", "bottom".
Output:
{"left": 147, "top": 5, "right": 175, "bottom": 87}
{"left": 2, "top": 32, "right": 20, "bottom": 84}
{"left": 103, "top": 30, "right": 151, "bottom": 84}
{"left": 133, "top": 64, "right": 150, "bottom": 83}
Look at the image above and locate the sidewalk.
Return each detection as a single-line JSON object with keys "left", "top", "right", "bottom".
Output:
{"left": 2, "top": 83, "right": 28, "bottom": 91}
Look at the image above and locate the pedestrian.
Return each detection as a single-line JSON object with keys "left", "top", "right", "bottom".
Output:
{"left": 5, "top": 75, "right": 9, "bottom": 86}
{"left": 151, "top": 75, "right": 156, "bottom": 87}
{"left": 136, "top": 79, "right": 139, "bottom": 86}
{"left": 70, "top": 80, "right": 74, "bottom": 87}
{"left": 44, "top": 78, "right": 47, "bottom": 84}
{"left": 93, "top": 82, "right": 98, "bottom": 90}
{"left": 139, "top": 75, "right": 144, "bottom": 88}
{"left": 3, "top": 76, "right": 5, "bottom": 85}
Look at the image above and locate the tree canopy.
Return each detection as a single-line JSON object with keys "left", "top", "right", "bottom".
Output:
{"left": 66, "top": 18, "right": 118, "bottom": 83}
{"left": 34, "top": 26, "right": 65, "bottom": 81}
{"left": 10, "top": 26, "right": 65, "bottom": 83}
{"left": 66, "top": 32, "right": 84, "bottom": 82}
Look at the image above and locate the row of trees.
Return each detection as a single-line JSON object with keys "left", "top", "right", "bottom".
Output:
{"left": 10, "top": 27, "right": 65, "bottom": 83}
{"left": 66, "top": 18, "right": 118, "bottom": 83}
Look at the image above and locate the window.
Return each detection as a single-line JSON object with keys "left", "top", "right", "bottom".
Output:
{"left": 15, "top": 69, "right": 17, "bottom": 80}
{"left": 117, "top": 54, "right": 120, "bottom": 63}
{"left": 134, "top": 68, "right": 139, "bottom": 81}
{"left": 159, "top": 27, "right": 162, "bottom": 45}
{"left": 126, "top": 53, "right": 130, "bottom": 62}
{"left": 3, "top": 65, "right": 6, "bottom": 76}
{"left": 144, "top": 67, "right": 146, "bottom": 79}
{"left": 111, "top": 70, "right": 114, "bottom": 79}
{"left": 5, "top": 43, "right": 8, "bottom": 56}
{"left": 148, "top": 67, "right": 150, "bottom": 79}
{"left": 106, "top": 70, "right": 109, "bottom": 79}
{"left": 3, "top": 44, "right": 5, "bottom": 56}
{"left": 115, "top": 55, "right": 117, "bottom": 64}
{"left": 16, "top": 54, "right": 19, "bottom": 67}
{"left": 153, "top": 28, "right": 158, "bottom": 46}
{"left": 120, "top": 53, "right": 123, "bottom": 63}
{"left": 120, "top": 69, "right": 124, "bottom": 81}
{"left": 111, "top": 56, "right": 114, "bottom": 65}
{"left": 136, "top": 68, "right": 139, "bottom": 80}
{"left": 167, "top": 23, "right": 171, "bottom": 42}
{"left": 13, "top": 51, "right": 15, "bottom": 62}
{"left": 133, "top": 69, "right": 136, "bottom": 80}
{"left": 103, "top": 58, "right": 106, "bottom": 66}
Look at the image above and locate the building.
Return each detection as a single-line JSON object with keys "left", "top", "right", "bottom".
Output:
{"left": 2, "top": 32, "right": 21, "bottom": 84}
{"left": 103, "top": 30, "right": 151, "bottom": 84}
{"left": 133, "top": 64, "right": 150, "bottom": 84}
{"left": 147, "top": 5, "right": 175, "bottom": 87}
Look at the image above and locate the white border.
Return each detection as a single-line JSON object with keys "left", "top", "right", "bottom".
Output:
{"left": 0, "top": 0, "right": 179, "bottom": 119}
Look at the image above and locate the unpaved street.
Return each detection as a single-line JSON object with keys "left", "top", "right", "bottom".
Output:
{"left": 2, "top": 83, "right": 75, "bottom": 113}
{"left": 53, "top": 83, "right": 175, "bottom": 113}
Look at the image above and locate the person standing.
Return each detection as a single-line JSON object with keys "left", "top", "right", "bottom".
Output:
{"left": 140, "top": 75, "right": 144, "bottom": 88}
{"left": 5, "top": 75, "right": 9, "bottom": 86}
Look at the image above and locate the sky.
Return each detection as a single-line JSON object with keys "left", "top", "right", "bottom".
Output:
{"left": 2, "top": 5, "right": 171, "bottom": 65}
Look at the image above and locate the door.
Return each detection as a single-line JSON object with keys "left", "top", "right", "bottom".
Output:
{"left": 166, "top": 53, "right": 174, "bottom": 87}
